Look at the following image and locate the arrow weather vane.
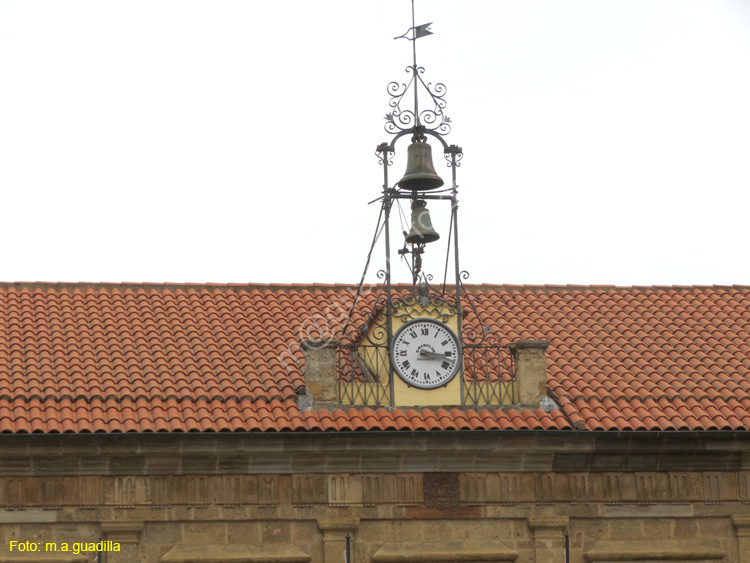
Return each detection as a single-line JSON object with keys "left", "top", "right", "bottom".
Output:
{"left": 381, "top": 0, "right": 452, "bottom": 141}
{"left": 392, "top": 0, "right": 434, "bottom": 131}
{"left": 393, "top": 22, "right": 433, "bottom": 42}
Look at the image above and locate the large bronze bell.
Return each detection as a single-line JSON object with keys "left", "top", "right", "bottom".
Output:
{"left": 397, "top": 142, "right": 444, "bottom": 191}
{"left": 405, "top": 200, "right": 440, "bottom": 244}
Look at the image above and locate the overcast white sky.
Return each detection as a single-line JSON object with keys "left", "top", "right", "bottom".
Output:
{"left": 1, "top": 1, "right": 749, "bottom": 286}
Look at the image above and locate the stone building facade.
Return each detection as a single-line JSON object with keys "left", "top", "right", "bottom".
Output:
{"left": 1, "top": 432, "right": 749, "bottom": 562}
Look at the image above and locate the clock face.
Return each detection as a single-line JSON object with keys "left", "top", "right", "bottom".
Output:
{"left": 391, "top": 319, "right": 461, "bottom": 389}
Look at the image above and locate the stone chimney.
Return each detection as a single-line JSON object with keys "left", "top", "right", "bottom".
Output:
{"left": 510, "top": 339, "right": 550, "bottom": 407}
{"left": 299, "top": 339, "right": 339, "bottom": 410}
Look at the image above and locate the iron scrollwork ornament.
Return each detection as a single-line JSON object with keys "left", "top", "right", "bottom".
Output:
{"left": 384, "top": 66, "right": 452, "bottom": 138}
{"left": 391, "top": 278, "right": 457, "bottom": 324}
{"left": 445, "top": 148, "right": 463, "bottom": 168}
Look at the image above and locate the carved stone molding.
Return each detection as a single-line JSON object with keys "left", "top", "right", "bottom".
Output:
{"left": 528, "top": 517, "right": 569, "bottom": 539}
{"left": 101, "top": 521, "right": 143, "bottom": 544}
{"left": 372, "top": 541, "right": 518, "bottom": 562}
{"left": 160, "top": 545, "right": 311, "bottom": 563}
{"left": 732, "top": 514, "right": 750, "bottom": 533}
{"left": 318, "top": 517, "right": 360, "bottom": 541}
{"left": 0, "top": 471, "right": 749, "bottom": 508}
{"left": 328, "top": 474, "right": 362, "bottom": 505}
{"left": 362, "top": 474, "right": 422, "bottom": 505}
{"left": 584, "top": 540, "right": 726, "bottom": 562}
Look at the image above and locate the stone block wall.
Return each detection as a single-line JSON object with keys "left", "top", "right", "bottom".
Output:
{"left": 0, "top": 434, "right": 749, "bottom": 562}
{"left": 0, "top": 472, "right": 747, "bottom": 562}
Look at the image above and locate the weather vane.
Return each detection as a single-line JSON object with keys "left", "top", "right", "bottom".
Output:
{"left": 392, "top": 0, "right": 434, "bottom": 138}
{"left": 383, "top": 0, "right": 451, "bottom": 142}
{"left": 393, "top": 21, "right": 433, "bottom": 42}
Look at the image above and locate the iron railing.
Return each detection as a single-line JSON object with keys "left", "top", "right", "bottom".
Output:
{"left": 337, "top": 344, "right": 392, "bottom": 407}
{"left": 462, "top": 344, "right": 516, "bottom": 406}
{"left": 337, "top": 343, "right": 514, "bottom": 407}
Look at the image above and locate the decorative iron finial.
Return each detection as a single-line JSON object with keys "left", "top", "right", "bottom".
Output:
{"left": 384, "top": 0, "right": 451, "bottom": 141}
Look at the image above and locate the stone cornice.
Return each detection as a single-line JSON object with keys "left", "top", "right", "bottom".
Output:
{"left": 1, "top": 471, "right": 750, "bottom": 510}
{"left": 0, "top": 432, "right": 749, "bottom": 475}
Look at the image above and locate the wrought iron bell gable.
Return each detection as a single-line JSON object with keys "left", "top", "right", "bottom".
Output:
{"left": 336, "top": 1, "right": 511, "bottom": 409}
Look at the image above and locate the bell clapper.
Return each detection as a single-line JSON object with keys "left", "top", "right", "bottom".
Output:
{"left": 412, "top": 246, "right": 424, "bottom": 285}
{"left": 397, "top": 240, "right": 425, "bottom": 286}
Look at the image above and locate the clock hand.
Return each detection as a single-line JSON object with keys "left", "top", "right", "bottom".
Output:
{"left": 419, "top": 350, "right": 452, "bottom": 360}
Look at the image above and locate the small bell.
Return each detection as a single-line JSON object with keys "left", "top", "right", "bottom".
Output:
{"left": 405, "top": 200, "right": 440, "bottom": 244}
{"left": 397, "top": 142, "right": 444, "bottom": 191}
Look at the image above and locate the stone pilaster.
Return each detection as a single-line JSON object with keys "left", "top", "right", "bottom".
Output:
{"left": 733, "top": 515, "right": 750, "bottom": 562}
{"left": 101, "top": 521, "right": 142, "bottom": 563}
{"left": 318, "top": 518, "right": 359, "bottom": 563}
{"left": 528, "top": 516, "right": 568, "bottom": 563}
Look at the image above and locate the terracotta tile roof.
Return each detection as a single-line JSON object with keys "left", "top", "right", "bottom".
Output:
{"left": 0, "top": 282, "right": 749, "bottom": 433}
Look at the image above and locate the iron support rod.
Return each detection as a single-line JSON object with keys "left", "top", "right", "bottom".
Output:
{"left": 390, "top": 193, "right": 454, "bottom": 201}
{"left": 451, "top": 151, "right": 464, "bottom": 406}
{"left": 411, "top": 0, "right": 419, "bottom": 128}
{"left": 382, "top": 149, "right": 395, "bottom": 408}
